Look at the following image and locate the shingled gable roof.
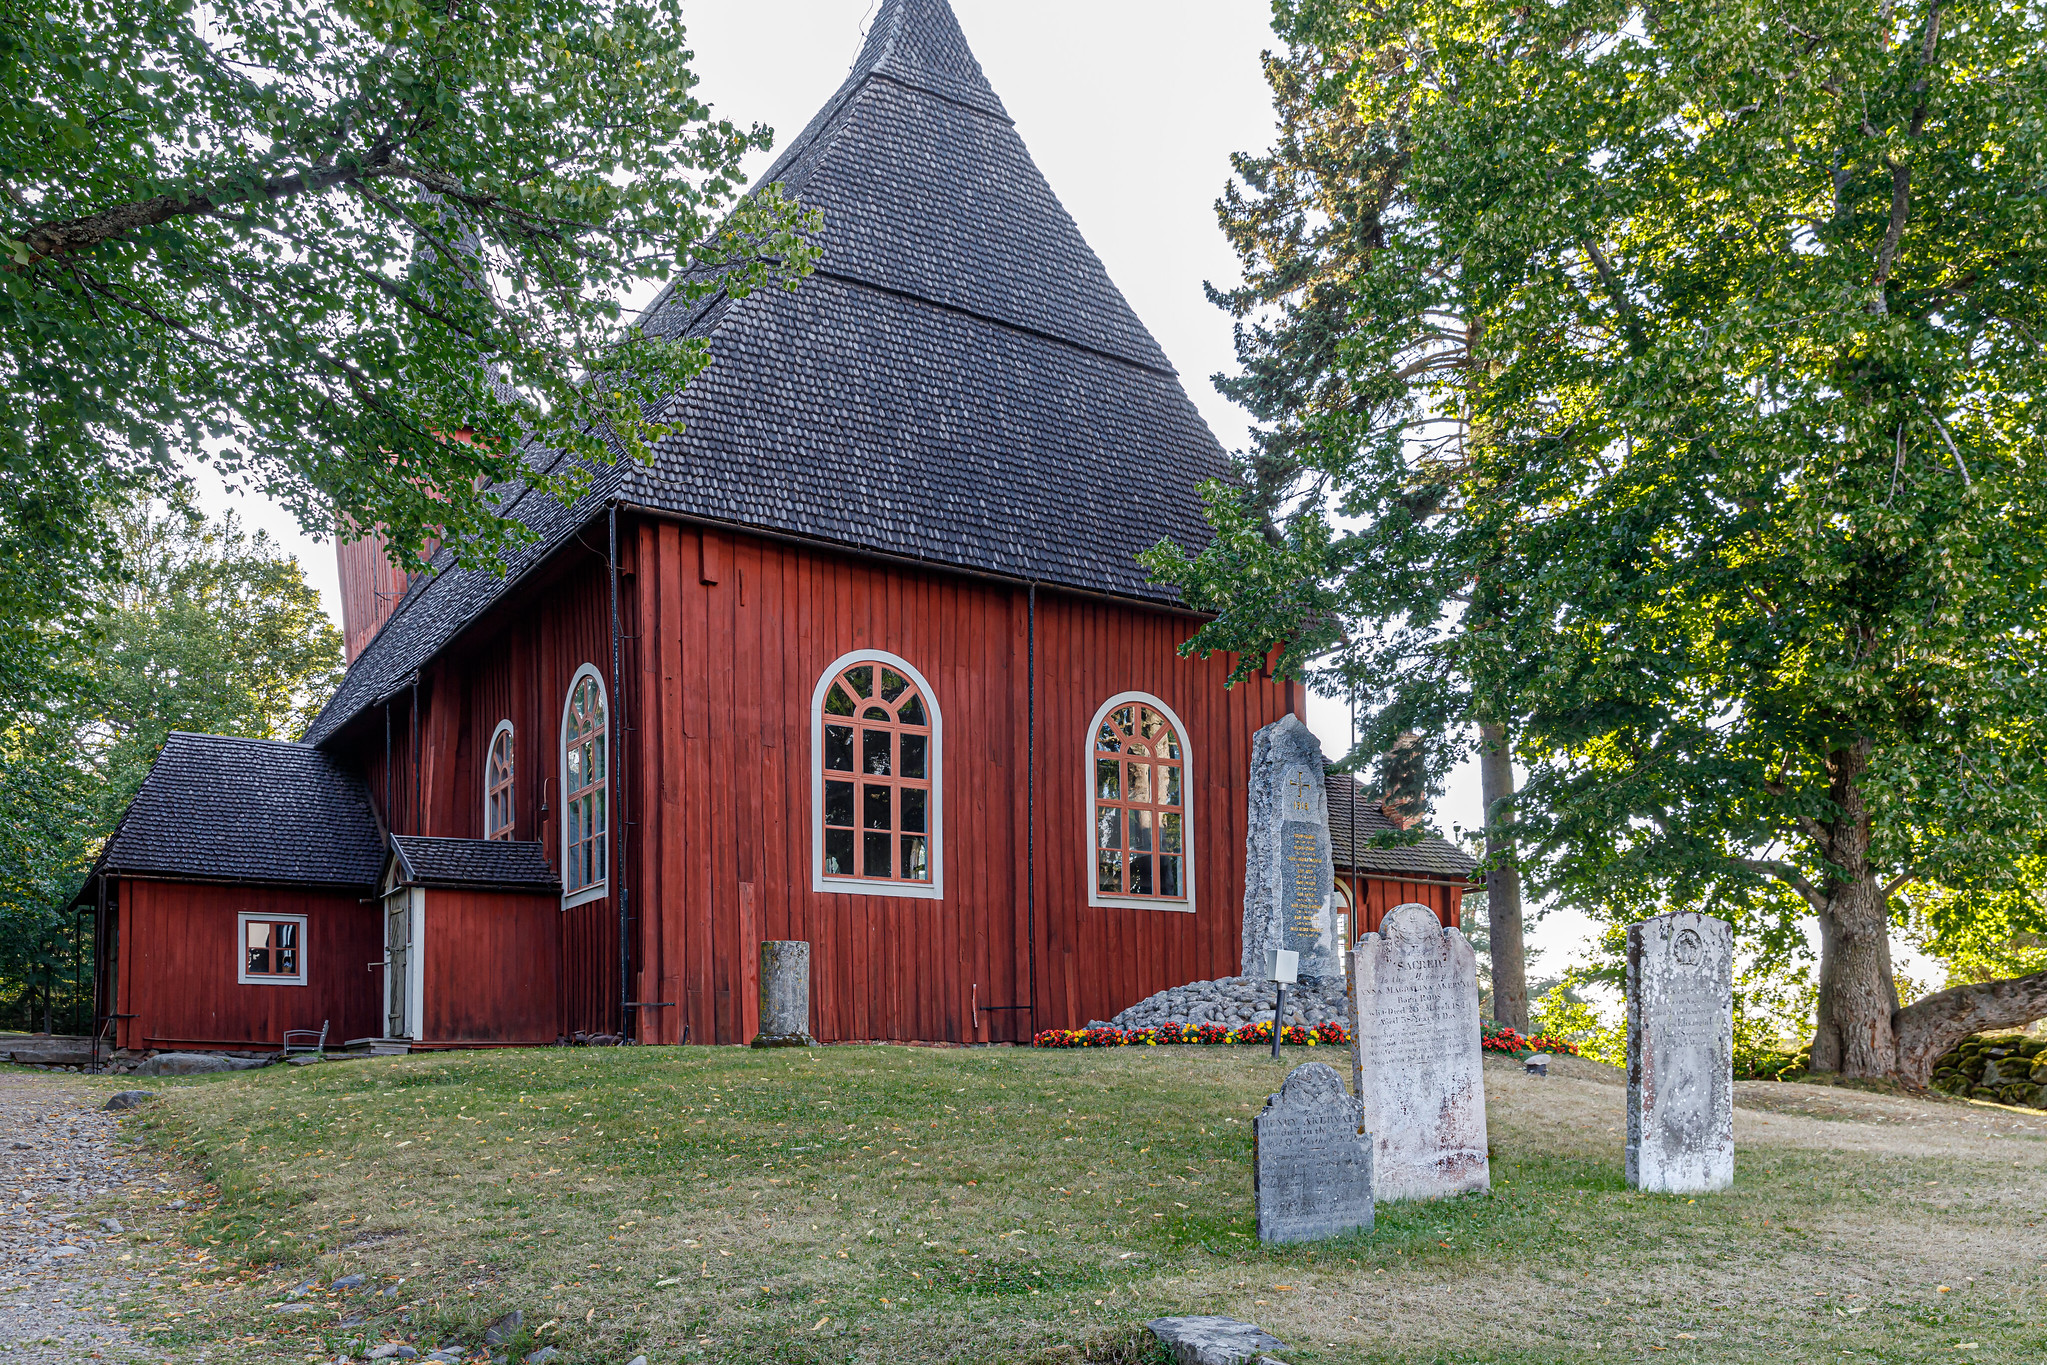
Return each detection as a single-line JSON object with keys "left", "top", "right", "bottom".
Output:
{"left": 1325, "top": 771, "right": 1480, "bottom": 885}
{"left": 79, "top": 733, "right": 386, "bottom": 894}
{"left": 304, "top": 0, "right": 1225, "bottom": 748}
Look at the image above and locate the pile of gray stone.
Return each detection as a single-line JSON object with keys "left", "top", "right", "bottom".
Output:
{"left": 1097, "top": 974, "right": 1349, "bottom": 1033}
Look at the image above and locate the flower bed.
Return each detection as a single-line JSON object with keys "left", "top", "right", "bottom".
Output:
{"left": 1480, "top": 1021, "right": 1582, "bottom": 1058}
{"left": 1032, "top": 1019, "right": 1351, "bottom": 1048}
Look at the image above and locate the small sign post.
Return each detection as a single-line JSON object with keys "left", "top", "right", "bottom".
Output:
{"left": 1265, "top": 948, "right": 1298, "bottom": 1059}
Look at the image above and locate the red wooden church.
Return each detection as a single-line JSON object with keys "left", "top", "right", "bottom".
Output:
{"left": 79, "top": 0, "right": 1474, "bottom": 1055}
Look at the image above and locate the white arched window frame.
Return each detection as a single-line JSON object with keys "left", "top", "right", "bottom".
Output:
{"left": 560, "top": 664, "right": 609, "bottom": 909}
{"left": 810, "top": 649, "right": 944, "bottom": 900}
{"left": 1086, "top": 692, "right": 1196, "bottom": 913}
{"left": 484, "top": 719, "right": 515, "bottom": 841}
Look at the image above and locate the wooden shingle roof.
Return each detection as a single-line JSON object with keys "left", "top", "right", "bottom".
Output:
{"left": 388, "top": 836, "right": 559, "bottom": 892}
{"left": 304, "top": 0, "right": 1224, "bottom": 747}
{"left": 1326, "top": 771, "right": 1481, "bottom": 884}
{"left": 87, "top": 733, "right": 386, "bottom": 890}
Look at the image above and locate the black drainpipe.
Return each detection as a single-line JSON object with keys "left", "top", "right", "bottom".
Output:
{"left": 411, "top": 675, "right": 421, "bottom": 834}
{"left": 1025, "top": 581, "right": 1037, "bottom": 1036}
{"left": 608, "top": 504, "right": 630, "bottom": 1039}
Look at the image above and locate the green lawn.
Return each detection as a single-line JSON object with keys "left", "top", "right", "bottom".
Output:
{"left": 99, "top": 1044, "right": 2047, "bottom": 1364}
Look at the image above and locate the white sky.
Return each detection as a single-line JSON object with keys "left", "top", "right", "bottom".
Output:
{"left": 188, "top": 0, "right": 1598, "bottom": 987}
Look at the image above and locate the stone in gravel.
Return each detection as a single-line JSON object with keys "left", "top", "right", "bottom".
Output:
{"left": 1348, "top": 901, "right": 1490, "bottom": 1202}
{"left": 624, "top": 1356, "right": 649, "bottom": 1365}
{"left": 7, "top": 1140, "right": 28, "bottom": 1150}
{"left": 1626, "top": 910, "right": 1734, "bottom": 1195}
{"left": 523, "top": 1349, "right": 560, "bottom": 1365}
{"left": 167, "top": 1198, "right": 189, "bottom": 1210}
{"left": 367, "top": 1346, "right": 418, "bottom": 1360}
{"left": 483, "top": 1310, "right": 523, "bottom": 1344}
{"left": 332, "top": 1273, "right": 366, "bottom": 1290}
{"left": 750, "top": 940, "right": 819, "bottom": 1047}
{"left": 98, "top": 1217, "right": 122, "bottom": 1233}
{"left": 273, "top": 1303, "right": 317, "bottom": 1314}
{"left": 288, "top": 1277, "right": 320, "bottom": 1296}
{"left": 427, "top": 1352, "right": 464, "bottom": 1363}
{"left": 46, "top": 1246, "right": 81, "bottom": 1258}
{"left": 1253, "top": 1062, "right": 1372, "bottom": 1244}
{"left": 103, "top": 1090, "right": 156, "bottom": 1110}
{"left": 136, "top": 1051, "right": 268, "bottom": 1075}
{"left": 1241, "top": 714, "right": 1339, "bottom": 982}
{"left": 1146, "top": 1315, "right": 1289, "bottom": 1365}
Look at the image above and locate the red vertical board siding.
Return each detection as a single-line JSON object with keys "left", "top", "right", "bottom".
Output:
{"left": 327, "top": 514, "right": 1303, "bottom": 1045}
{"left": 611, "top": 521, "right": 1292, "bottom": 1043}
{"left": 419, "top": 889, "right": 562, "bottom": 1045}
{"left": 115, "top": 880, "right": 380, "bottom": 1051}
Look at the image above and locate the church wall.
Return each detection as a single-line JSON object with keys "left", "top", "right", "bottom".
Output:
{"left": 114, "top": 879, "right": 381, "bottom": 1052}
{"left": 624, "top": 518, "right": 1300, "bottom": 1045}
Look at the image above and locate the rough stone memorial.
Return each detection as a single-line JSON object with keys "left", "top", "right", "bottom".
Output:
{"left": 1626, "top": 911, "right": 1734, "bottom": 1193}
{"left": 1251, "top": 1061, "right": 1374, "bottom": 1243}
{"left": 1241, "top": 714, "right": 1339, "bottom": 984}
{"left": 1348, "top": 901, "right": 1490, "bottom": 1201}
{"left": 750, "top": 940, "right": 818, "bottom": 1047}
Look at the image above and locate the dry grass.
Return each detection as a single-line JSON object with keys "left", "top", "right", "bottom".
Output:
{"left": 94, "top": 1044, "right": 2047, "bottom": 1363}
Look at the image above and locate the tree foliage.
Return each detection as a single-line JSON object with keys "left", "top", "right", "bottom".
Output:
{"left": 0, "top": 495, "right": 342, "bottom": 1031}
{"left": 1150, "top": 0, "right": 2047, "bottom": 1079}
{"left": 0, "top": 0, "right": 817, "bottom": 709}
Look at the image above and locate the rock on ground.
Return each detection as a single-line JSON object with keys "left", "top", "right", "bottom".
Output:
{"left": 1146, "top": 1314, "right": 1290, "bottom": 1365}
{"left": 1103, "top": 975, "right": 1349, "bottom": 1032}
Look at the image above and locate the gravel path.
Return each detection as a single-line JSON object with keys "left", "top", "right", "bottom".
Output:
{"left": 0, "top": 1071, "right": 188, "bottom": 1363}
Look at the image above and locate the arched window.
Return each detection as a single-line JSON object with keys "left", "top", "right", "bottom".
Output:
{"left": 561, "top": 666, "right": 608, "bottom": 905}
{"left": 484, "top": 720, "right": 515, "bottom": 840}
{"left": 1087, "top": 693, "right": 1194, "bottom": 911}
{"left": 811, "top": 651, "right": 942, "bottom": 898}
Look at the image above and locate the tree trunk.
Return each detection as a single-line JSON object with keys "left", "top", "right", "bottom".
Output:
{"left": 1807, "top": 741, "right": 1900, "bottom": 1079}
{"left": 1479, "top": 722, "right": 1529, "bottom": 1032}
{"left": 1894, "top": 971, "right": 2047, "bottom": 1085}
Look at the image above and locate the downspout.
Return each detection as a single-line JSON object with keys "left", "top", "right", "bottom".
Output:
{"left": 608, "top": 504, "right": 630, "bottom": 1039}
{"left": 1026, "top": 582, "right": 1037, "bottom": 1037}
{"left": 411, "top": 675, "right": 421, "bottom": 834}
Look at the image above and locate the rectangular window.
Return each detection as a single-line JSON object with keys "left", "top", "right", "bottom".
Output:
{"left": 238, "top": 914, "right": 308, "bottom": 986}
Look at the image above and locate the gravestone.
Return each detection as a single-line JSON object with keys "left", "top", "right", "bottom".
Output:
{"left": 1347, "top": 901, "right": 1490, "bottom": 1201}
{"left": 1626, "top": 911, "right": 1734, "bottom": 1193}
{"left": 1252, "top": 1061, "right": 1373, "bottom": 1243}
{"left": 1240, "top": 714, "right": 1339, "bottom": 983}
{"left": 750, "top": 941, "right": 818, "bottom": 1047}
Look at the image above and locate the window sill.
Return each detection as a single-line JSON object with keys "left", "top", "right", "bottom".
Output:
{"left": 235, "top": 974, "right": 309, "bottom": 987}
{"left": 814, "top": 875, "right": 944, "bottom": 901}
{"left": 561, "top": 884, "right": 608, "bottom": 910}
{"left": 1090, "top": 895, "right": 1195, "bottom": 913}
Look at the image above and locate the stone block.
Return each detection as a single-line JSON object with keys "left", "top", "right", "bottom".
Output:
{"left": 1348, "top": 902, "right": 1489, "bottom": 1201}
{"left": 1253, "top": 1062, "right": 1373, "bottom": 1243}
{"left": 1626, "top": 911, "right": 1734, "bottom": 1194}
{"left": 751, "top": 941, "right": 818, "bottom": 1047}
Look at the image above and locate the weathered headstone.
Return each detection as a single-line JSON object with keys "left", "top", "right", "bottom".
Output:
{"left": 1252, "top": 1061, "right": 1374, "bottom": 1243}
{"left": 1347, "top": 901, "right": 1490, "bottom": 1201}
{"left": 1145, "top": 1316, "right": 1290, "bottom": 1365}
{"left": 1626, "top": 911, "right": 1734, "bottom": 1194}
{"left": 1241, "top": 714, "right": 1339, "bottom": 982}
{"left": 750, "top": 941, "right": 818, "bottom": 1047}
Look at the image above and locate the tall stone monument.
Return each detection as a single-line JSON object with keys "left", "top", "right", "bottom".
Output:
{"left": 1241, "top": 714, "right": 1339, "bottom": 983}
{"left": 1348, "top": 902, "right": 1490, "bottom": 1201}
{"left": 1626, "top": 911, "right": 1734, "bottom": 1193}
{"left": 1252, "top": 1061, "right": 1374, "bottom": 1243}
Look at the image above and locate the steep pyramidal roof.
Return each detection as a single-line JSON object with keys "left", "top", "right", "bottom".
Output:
{"left": 306, "top": 0, "right": 1225, "bottom": 746}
